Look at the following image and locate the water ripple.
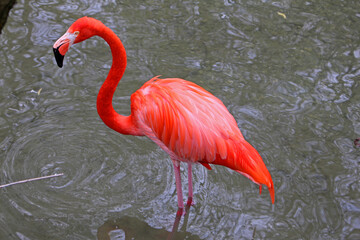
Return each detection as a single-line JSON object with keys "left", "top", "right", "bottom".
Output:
{"left": 1, "top": 0, "right": 360, "bottom": 239}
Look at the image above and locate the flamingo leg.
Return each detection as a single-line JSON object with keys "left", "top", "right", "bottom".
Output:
{"left": 172, "top": 160, "right": 184, "bottom": 210}
{"left": 187, "top": 163, "right": 193, "bottom": 206}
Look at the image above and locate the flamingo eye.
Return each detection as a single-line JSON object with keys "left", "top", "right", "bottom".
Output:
{"left": 74, "top": 31, "right": 79, "bottom": 36}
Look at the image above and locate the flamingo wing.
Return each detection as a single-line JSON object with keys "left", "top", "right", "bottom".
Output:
{"left": 131, "top": 76, "right": 243, "bottom": 163}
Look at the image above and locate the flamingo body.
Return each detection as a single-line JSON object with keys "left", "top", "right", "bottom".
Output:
{"left": 53, "top": 17, "right": 275, "bottom": 211}
{"left": 132, "top": 76, "right": 242, "bottom": 161}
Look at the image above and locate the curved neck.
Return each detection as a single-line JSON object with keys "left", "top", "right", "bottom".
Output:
{"left": 95, "top": 23, "right": 140, "bottom": 135}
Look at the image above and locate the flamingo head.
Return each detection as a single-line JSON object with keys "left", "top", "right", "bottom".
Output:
{"left": 53, "top": 17, "right": 97, "bottom": 68}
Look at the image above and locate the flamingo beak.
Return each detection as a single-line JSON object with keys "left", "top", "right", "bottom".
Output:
{"left": 53, "top": 32, "right": 78, "bottom": 68}
{"left": 53, "top": 47, "right": 64, "bottom": 68}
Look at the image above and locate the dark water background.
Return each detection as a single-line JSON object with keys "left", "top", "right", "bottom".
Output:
{"left": 0, "top": 0, "right": 359, "bottom": 239}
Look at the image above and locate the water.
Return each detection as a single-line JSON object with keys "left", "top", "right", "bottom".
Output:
{"left": 0, "top": 0, "right": 359, "bottom": 239}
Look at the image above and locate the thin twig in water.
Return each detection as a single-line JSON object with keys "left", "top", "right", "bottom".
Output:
{"left": 0, "top": 173, "right": 64, "bottom": 189}
{"left": 252, "top": 226, "right": 256, "bottom": 240}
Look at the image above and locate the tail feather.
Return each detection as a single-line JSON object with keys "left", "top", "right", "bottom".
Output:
{"left": 210, "top": 138, "right": 275, "bottom": 204}
{"left": 268, "top": 183, "right": 275, "bottom": 204}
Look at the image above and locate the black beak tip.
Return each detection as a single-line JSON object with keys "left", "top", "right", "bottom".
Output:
{"left": 53, "top": 47, "right": 64, "bottom": 68}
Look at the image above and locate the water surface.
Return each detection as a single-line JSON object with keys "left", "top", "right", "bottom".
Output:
{"left": 0, "top": 0, "right": 359, "bottom": 239}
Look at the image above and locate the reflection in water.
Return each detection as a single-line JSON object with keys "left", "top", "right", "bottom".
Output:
{"left": 97, "top": 205, "right": 200, "bottom": 240}
{"left": 166, "top": 201, "right": 192, "bottom": 240}
{"left": 0, "top": 0, "right": 15, "bottom": 34}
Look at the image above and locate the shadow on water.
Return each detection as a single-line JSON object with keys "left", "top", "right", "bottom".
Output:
{"left": 97, "top": 204, "right": 200, "bottom": 240}
{"left": 0, "top": 0, "right": 15, "bottom": 34}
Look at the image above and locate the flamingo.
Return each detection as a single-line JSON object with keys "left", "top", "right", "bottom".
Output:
{"left": 53, "top": 17, "right": 275, "bottom": 212}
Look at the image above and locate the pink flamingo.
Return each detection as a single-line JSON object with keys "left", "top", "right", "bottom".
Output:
{"left": 53, "top": 17, "right": 275, "bottom": 212}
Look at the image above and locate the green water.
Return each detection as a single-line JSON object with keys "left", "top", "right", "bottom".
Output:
{"left": 0, "top": 0, "right": 359, "bottom": 239}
